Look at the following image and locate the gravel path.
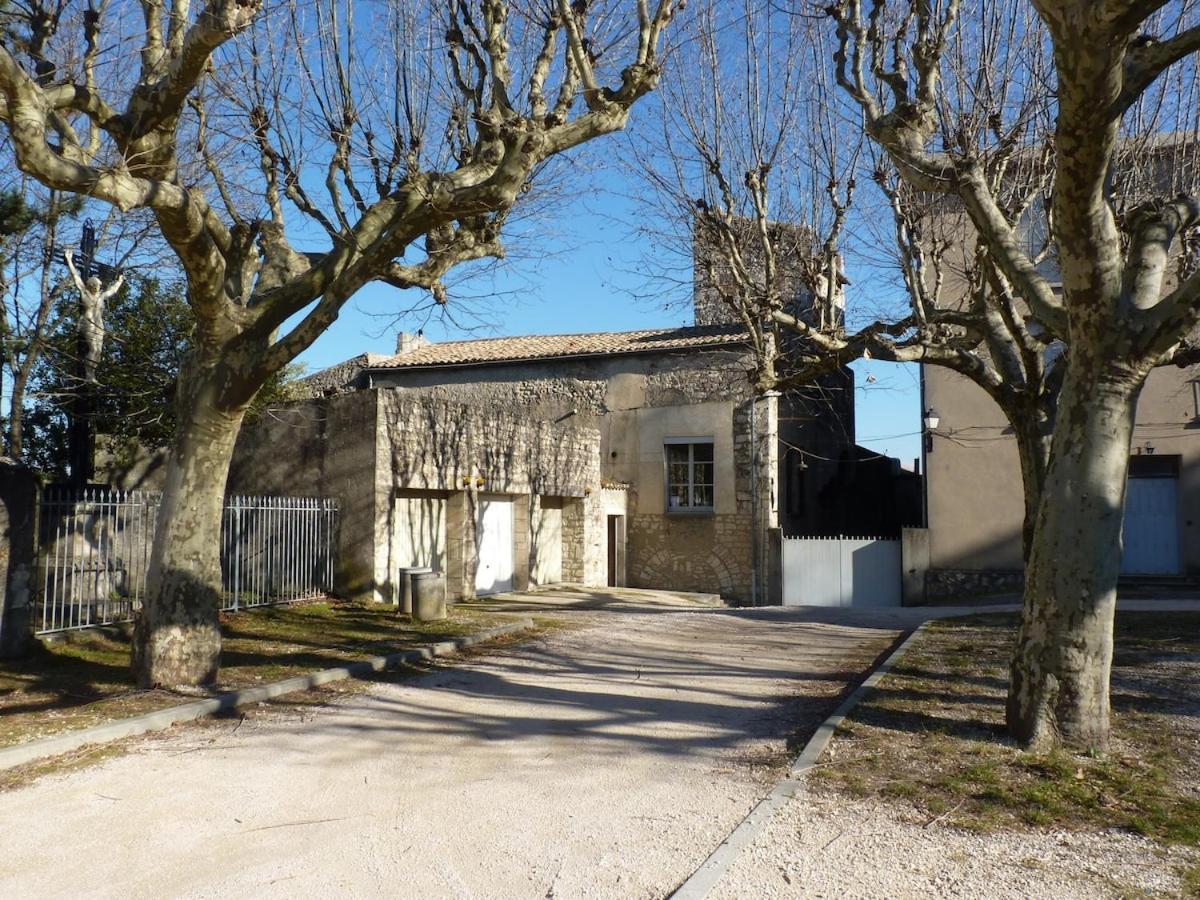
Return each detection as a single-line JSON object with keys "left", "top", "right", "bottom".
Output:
{"left": 0, "top": 606, "right": 897, "bottom": 899}
{"left": 708, "top": 789, "right": 1195, "bottom": 899}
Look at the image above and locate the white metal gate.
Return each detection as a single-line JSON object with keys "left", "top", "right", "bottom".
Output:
{"left": 475, "top": 496, "right": 514, "bottom": 596}
{"left": 781, "top": 535, "right": 901, "bottom": 607}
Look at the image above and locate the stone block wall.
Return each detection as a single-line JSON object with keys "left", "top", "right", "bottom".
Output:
{"left": 228, "top": 391, "right": 378, "bottom": 598}
{"left": 374, "top": 392, "right": 601, "bottom": 602}
{"left": 561, "top": 497, "right": 586, "bottom": 584}
{"left": 0, "top": 461, "right": 36, "bottom": 657}
{"left": 925, "top": 567, "right": 1024, "bottom": 601}
{"left": 232, "top": 390, "right": 601, "bottom": 603}
{"left": 628, "top": 512, "right": 755, "bottom": 599}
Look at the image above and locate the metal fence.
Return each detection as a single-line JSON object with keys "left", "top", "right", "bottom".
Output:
{"left": 37, "top": 488, "right": 338, "bottom": 634}
{"left": 781, "top": 534, "right": 901, "bottom": 608}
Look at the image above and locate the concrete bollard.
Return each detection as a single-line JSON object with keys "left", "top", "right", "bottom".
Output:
{"left": 412, "top": 571, "right": 447, "bottom": 623}
{"left": 397, "top": 566, "right": 432, "bottom": 615}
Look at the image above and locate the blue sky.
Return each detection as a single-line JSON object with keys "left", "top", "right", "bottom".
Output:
{"left": 292, "top": 166, "right": 923, "bottom": 467}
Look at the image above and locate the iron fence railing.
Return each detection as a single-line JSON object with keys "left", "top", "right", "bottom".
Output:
{"left": 36, "top": 487, "right": 338, "bottom": 634}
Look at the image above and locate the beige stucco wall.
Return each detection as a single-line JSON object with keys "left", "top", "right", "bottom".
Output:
{"left": 924, "top": 366, "right": 1025, "bottom": 571}
{"left": 925, "top": 361, "right": 1200, "bottom": 576}
{"left": 1126, "top": 364, "right": 1200, "bottom": 576}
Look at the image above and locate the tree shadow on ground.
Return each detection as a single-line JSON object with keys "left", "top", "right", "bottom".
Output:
{"left": 263, "top": 618, "right": 908, "bottom": 763}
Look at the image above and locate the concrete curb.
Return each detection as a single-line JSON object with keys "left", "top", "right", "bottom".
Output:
{"left": 669, "top": 622, "right": 931, "bottom": 900}
{"left": 0, "top": 618, "right": 536, "bottom": 773}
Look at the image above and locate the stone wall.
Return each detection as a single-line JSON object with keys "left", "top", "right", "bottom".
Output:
{"left": 561, "top": 497, "right": 586, "bottom": 584}
{"left": 628, "top": 512, "right": 755, "bottom": 598}
{"left": 692, "top": 218, "right": 816, "bottom": 327}
{"left": 924, "top": 567, "right": 1024, "bottom": 601}
{"left": 375, "top": 392, "right": 598, "bottom": 496}
{"left": 231, "top": 389, "right": 601, "bottom": 603}
{"left": 374, "top": 393, "right": 600, "bottom": 603}
{"left": 0, "top": 461, "right": 36, "bottom": 657}
{"left": 371, "top": 348, "right": 755, "bottom": 485}
{"left": 227, "top": 391, "right": 377, "bottom": 597}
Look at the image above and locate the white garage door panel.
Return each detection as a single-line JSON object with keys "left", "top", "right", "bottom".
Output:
{"left": 1121, "top": 477, "right": 1180, "bottom": 575}
{"left": 533, "top": 504, "right": 562, "bottom": 586}
{"left": 476, "top": 497, "right": 515, "bottom": 595}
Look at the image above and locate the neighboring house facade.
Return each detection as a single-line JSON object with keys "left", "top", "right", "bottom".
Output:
{"left": 920, "top": 142, "right": 1200, "bottom": 597}
{"left": 923, "top": 362, "right": 1200, "bottom": 597}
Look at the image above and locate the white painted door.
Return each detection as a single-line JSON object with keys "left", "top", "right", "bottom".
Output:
{"left": 476, "top": 497, "right": 514, "bottom": 595}
{"left": 1121, "top": 477, "right": 1180, "bottom": 575}
{"left": 532, "top": 503, "right": 562, "bottom": 585}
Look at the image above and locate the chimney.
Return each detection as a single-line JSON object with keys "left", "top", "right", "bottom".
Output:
{"left": 395, "top": 331, "right": 429, "bottom": 356}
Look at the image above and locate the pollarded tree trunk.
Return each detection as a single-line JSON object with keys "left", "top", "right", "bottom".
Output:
{"left": 1006, "top": 360, "right": 1144, "bottom": 751}
{"left": 1004, "top": 401, "right": 1053, "bottom": 566}
{"left": 132, "top": 347, "right": 251, "bottom": 688}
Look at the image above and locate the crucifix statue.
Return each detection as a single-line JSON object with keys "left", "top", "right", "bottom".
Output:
{"left": 64, "top": 246, "right": 123, "bottom": 385}
{"left": 52, "top": 220, "right": 123, "bottom": 488}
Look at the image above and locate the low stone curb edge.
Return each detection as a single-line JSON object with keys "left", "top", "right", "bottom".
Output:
{"left": 669, "top": 622, "right": 931, "bottom": 900}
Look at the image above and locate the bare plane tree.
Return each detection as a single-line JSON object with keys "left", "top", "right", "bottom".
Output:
{"left": 643, "top": 0, "right": 1200, "bottom": 750}
{"left": 0, "top": 0, "right": 685, "bottom": 688}
{"left": 636, "top": 2, "right": 1059, "bottom": 564}
{"left": 822, "top": 0, "right": 1200, "bottom": 751}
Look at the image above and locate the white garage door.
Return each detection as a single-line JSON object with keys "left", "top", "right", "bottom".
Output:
{"left": 1121, "top": 477, "right": 1180, "bottom": 575}
{"left": 476, "top": 496, "right": 515, "bottom": 596}
{"left": 532, "top": 501, "right": 563, "bottom": 586}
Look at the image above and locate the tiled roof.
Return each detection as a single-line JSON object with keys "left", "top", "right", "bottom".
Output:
{"left": 364, "top": 324, "right": 749, "bottom": 370}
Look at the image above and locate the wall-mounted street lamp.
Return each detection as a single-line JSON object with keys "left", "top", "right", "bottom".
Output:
{"left": 923, "top": 407, "right": 940, "bottom": 453}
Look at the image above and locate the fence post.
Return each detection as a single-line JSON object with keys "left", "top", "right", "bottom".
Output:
{"left": 0, "top": 461, "right": 38, "bottom": 658}
{"left": 234, "top": 497, "right": 242, "bottom": 611}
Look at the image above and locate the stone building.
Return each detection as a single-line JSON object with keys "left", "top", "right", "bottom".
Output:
{"left": 228, "top": 225, "right": 919, "bottom": 605}
{"left": 229, "top": 316, "right": 922, "bottom": 606}
{"left": 230, "top": 325, "right": 781, "bottom": 604}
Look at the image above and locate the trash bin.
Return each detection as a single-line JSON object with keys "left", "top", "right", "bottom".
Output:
{"left": 397, "top": 566, "right": 432, "bottom": 615}
{"left": 412, "top": 571, "right": 447, "bottom": 622}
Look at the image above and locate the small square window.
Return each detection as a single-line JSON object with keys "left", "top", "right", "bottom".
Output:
{"left": 664, "top": 440, "right": 715, "bottom": 512}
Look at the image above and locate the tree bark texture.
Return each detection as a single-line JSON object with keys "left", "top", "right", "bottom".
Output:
{"left": 1012, "top": 413, "right": 1051, "bottom": 565}
{"left": 132, "top": 347, "right": 248, "bottom": 688}
{"left": 1006, "top": 360, "right": 1142, "bottom": 751}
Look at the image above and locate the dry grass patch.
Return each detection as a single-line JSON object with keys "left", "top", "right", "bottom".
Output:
{"left": 0, "top": 600, "right": 533, "bottom": 748}
{"left": 812, "top": 611, "right": 1200, "bottom": 846}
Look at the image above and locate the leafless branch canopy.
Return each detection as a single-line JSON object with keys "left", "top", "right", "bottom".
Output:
{"left": 0, "top": 0, "right": 684, "bottom": 396}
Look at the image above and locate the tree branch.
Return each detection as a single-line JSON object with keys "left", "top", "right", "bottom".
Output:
{"left": 1118, "top": 25, "right": 1200, "bottom": 113}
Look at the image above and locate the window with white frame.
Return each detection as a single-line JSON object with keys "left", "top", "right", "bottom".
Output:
{"left": 665, "top": 439, "right": 715, "bottom": 512}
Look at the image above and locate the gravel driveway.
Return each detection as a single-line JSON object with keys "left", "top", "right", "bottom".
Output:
{"left": 0, "top": 603, "right": 899, "bottom": 899}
